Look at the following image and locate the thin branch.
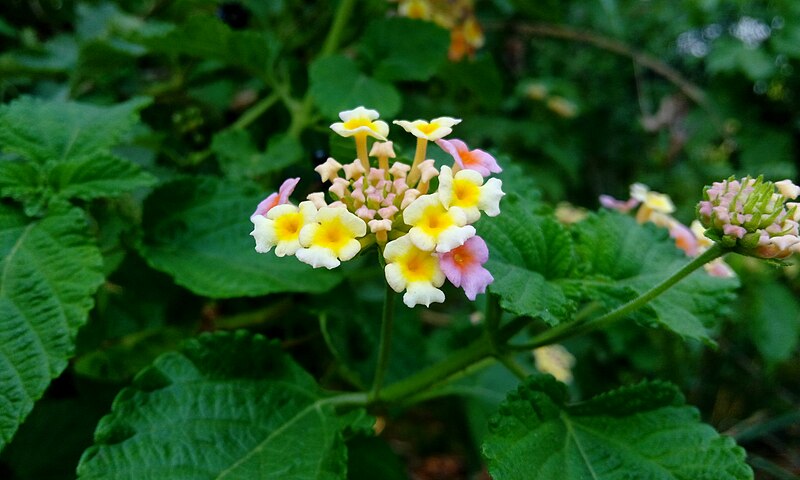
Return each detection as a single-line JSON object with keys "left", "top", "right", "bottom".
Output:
{"left": 511, "top": 23, "right": 710, "bottom": 110}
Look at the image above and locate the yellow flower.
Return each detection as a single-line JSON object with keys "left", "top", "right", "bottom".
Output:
{"left": 403, "top": 193, "right": 475, "bottom": 253}
{"left": 250, "top": 201, "right": 317, "bottom": 257}
{"left": 383, "top": 235, "right": 445, "bottom": 308}
{"left": 437, "top": 165, "right": 504, "bottom": 223}
{"left": 296, "top": 206, "right": 367, "bottom": 269}
{"left": 330, "top": 106, "right": 389, "bottom": 140}
{"left": 393, "top": 116, "right": 461, "bottom": 141}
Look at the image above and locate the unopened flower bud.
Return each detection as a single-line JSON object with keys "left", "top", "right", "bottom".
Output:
{"left": 698, "top": 176, "right": 800, "bottom": 258}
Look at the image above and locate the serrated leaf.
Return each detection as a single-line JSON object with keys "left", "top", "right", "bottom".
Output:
{"left": 309, "top": 55, "right": 401, "bottom": 119}
{"left": 0, "top": 205, "right": 104, "bottom": 450}
{"left": 138, "top": 176, "right": 344, "bottom": 298}
{"left": 360, "top": 18, "right": 450, "bottom": 82}
{"left": 49, "top": 152, "right": 155, "bottom": 200}
{"left": 77, "top": 331, "right": 369, "bottom": 480}
{"left": 478, "top": 194, "right": 575, "bottom": 325}
{"left": 572, "top": 211, "right": 738, "bottom": 342}
{"left": 0, "top": 97, "right": 155, "bottom": 214}
{"left": 0, "top": 96, "right": 151, "bottom": 164}
{"left": 483, "top": 375, "right": 753, "bottom": 480}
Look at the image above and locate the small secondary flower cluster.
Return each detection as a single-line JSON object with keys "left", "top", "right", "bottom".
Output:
{"left": 250, "top": 107, "right": 505, "bottom": 308}
{"left": 395, "top": 0, "right": 484, "bottom": 61}
{"left": 601, "top": 183, "right": 734, "bottom": 277}
{"left": 698, "top": 176, "right": 800, "bottom": 259}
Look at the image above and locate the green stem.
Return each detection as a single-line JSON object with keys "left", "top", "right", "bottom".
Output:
{"left": 497, "top": 354, "right": 528, "bottom": 380}
{"left": 369, "top": 281, "right": 396, "bottom": 401}
{"left": 377, "top": 334, "right": 494, "bottom": 403}
{"left": 231, "top": 92, "right": 281, "bottom": 130}
{"left": 287, "top": 0, "right": 357, "bottom": 139}
{"left": 321, "top": 0, "right": 357, "bottom": 57}
{"left": 485, "top": 293, "right": 502, "bottom": 351}
{"left": 513, "top": 243, "right": 726, "bottom": 350}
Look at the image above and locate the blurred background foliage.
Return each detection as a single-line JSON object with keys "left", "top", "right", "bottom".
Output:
{"left": 0, "top": 0, "right": 798, "bottom": 478}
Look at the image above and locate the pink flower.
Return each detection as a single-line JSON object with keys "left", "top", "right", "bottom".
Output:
{"left": 251, "top": 177, "right": 300, "bottom": 218}
{"left": 436, "top": 138, "right": 501, "bottom": 177}
{"left": 438, "top": 235, "right": 494, "bottom": 300}
{"left": 599, "top": 194, "right": 639, "bottom": 213}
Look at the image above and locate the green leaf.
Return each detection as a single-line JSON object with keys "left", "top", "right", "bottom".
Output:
{"left": 77, "top": 331, "right": 369, "bottom": 479}
{"left": 212, "top": 130, "right": 301, "bottom": 180}
{"left": 744, "top": 278, "right": 800, "bottom": 365}
{"left": 137, "top": 15, "right": 279, "bottom": 76}
{"left": 309, "top": 55, "right": 401, "bottom": 119}
{"left": 360, "top": 17, "right": 450, "bottom": 82}
{"left": 478, "top": 194, "right": 575, "bottom": 325}
{"left": 0, "top": 205, "right": 104, "bottom": 450}
{"left": 571, "top": 211, "right": 738, "bottom": 343}
{"left": 0, "top": 97, "right": 155, "bottom": 214}
{"left": 483, "top": 375, "right": 753, "bottom": 480}
{"left": 138, "top": 176, "right": 344, "bottom": 298}
{"left": 0, "top": 96, "right": 151, "bottom": 164}
{"left": 706, "top": 38, "right": 775, "bottom": 80}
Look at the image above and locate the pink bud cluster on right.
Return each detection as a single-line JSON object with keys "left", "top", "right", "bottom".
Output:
{"left": 698, "top": 176, "right": 800, "bottom": 259}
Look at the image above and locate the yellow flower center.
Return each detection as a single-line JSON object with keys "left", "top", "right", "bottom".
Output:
{"left": 313, "top": 218, "right": 351, "bottom": 253}
{"left": 417, "top": 122, "right": 439, "bottom": 135}
{"left": 343, "top": 118, "right": 377, "bottom": 132}
{"left": 452, "top": 179, "right": 480, "bottom": 207}
{"left": 418, "top": 205, "right": 454, "bottom": 237}
{"left": 399, "top": 249, "right": 437, "bottom": 282}
{"left": 274, "top": 212, "right": 303, "bottom": 242}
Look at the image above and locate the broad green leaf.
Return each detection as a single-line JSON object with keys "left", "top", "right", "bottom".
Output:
{"left": 0, "top": 205, "right": 104, "bottom": 450}
{"left": 360, "top": 18, "right": 450, "bottom": 82}
{"left": 138, "top": 176, "right": 344, "bottom": 298}
{"left": 0, "top": 97, "right": 155, "bottom": 214}
{"left": 0, "top": 96, "right": 151, "bottom": 164}
{"left": 478, "top": 194, "right": 575, "bottom": 325}
{"left": 309, "top": 55, "right": 401, "bottom": 119}
{"left": 744, "top": 278, "right": 800, "bottom": 365}
{"left": 483, "top": 375, "right": 753, "bottom": 480}
{"left": 571, "top": 211, "right": 738, "bottom": 343}
{"left": 137, "top": 15, "right": 279, "bottom": 76}
{"left": 212, "top": 130, "right": 301, "bottom": 180}
{"left": 78, "top": 331, "right": 370, "bottom": 479}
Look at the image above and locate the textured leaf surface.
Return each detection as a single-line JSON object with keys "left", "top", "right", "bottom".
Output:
{"left": 0, "top": 96, "right": 150, "bottom": 163}
{"left": 360, "top": 18, "right": 450, "bottom": 82}
{"left": 0, "top": 97, "right": 155, "bottom": 213}
{"left": 483, "top": 375, "right": 753, "bottom": 480}
{"left": 0, "top": 205, "right": 104, "bottom": 450}
{"left": 78, "top": 331, "right": 368, "bottom": 480}
{"left": 138, "top": 176, "right": 343, "bottom": 298}
{"left": 309, "top": 55, "right": 401, "bottom": 119}
{"left": 478, "top": 194, "right": 575, "bottom": 325}
{"left": 571, "top": 211, "right": 739, "bottom": 342}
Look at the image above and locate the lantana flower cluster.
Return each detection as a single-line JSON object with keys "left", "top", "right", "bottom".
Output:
{"left": 251, "top": 107, "right": 505, "bottom": 308}
{"left": 395, "top": 0, "right": 485, "bottom": 61}
{"left": 698, "top": 176, "right": 800, "bottom": 259}
{"left": 600, "top": 183, "right": 735, "bottom": 277}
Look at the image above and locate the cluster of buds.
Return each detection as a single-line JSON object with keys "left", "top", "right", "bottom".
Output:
{"left": 395, "top": 0, "right": 485, "bottom": 61}
{"left": 698, "top": 176, "right": 800, "bottom": 259}
{"left": 601, "top": 183, "right": 735, "bottom": 277}
{"left": 251, "top": 107, "right": 505, "bottom": 308}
